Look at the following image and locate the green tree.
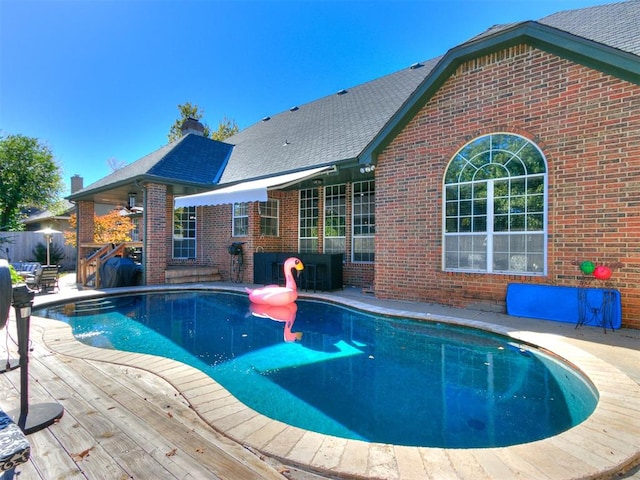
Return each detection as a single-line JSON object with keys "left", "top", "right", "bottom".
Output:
{"left": 211, "top": 116, "right": 239, "bottom": 141}
{"left": 64, "top": 211, "right": 133, "bottom": 247}
{"left": 0, "top": 134, "right": 64, "bottom": 230}
{"left": 167, "top": 102, "right": 239, "bottom": 143}
{"left": 168, "top": 102, "right": 211, "bottom": 142}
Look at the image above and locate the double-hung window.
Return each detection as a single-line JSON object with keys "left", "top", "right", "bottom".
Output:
{"left": 443, "top": 133, "right": 547, "bottom": 274}
{"left": 233, "top": 202, "right": 249, "bottom": 237}
{"left": 299, "top": 188, "right": 319, "bottom": 252}
{"left": 259, "top": 199, "right": 279, "bottom": 236}
{"left": 173, "top": 206, "right": 196, "bottom": 259}
{"left": 130, "top": 217, "right": 140, "bottom": 241}
{"left": 324, "top": 184, "right": 346, "bottom": 254}
{"left": 352, "top": 180, "right": 375, "bottom": 262}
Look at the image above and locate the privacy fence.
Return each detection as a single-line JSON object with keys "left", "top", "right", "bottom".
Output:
{"left": 0, "top": 232, "right": 76, "bottom": 271}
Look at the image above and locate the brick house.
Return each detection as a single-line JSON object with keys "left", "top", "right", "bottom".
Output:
{"left": 69, "top": 1, "right": 640, "bottom": 328}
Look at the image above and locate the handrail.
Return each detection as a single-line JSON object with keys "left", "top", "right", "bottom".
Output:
{"left": 101, "top": 243, "right": 128, "bottom": 263}
{"left": 79, "top": 244, "right": 112, "bottom": 286}
{"left": 79, "top": 242, "right": 143, "bottom": 288}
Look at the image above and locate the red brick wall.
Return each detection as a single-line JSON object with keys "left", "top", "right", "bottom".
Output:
{"left": 200, "top": 187, "right": 374, "bottom": 287}
{"left": 145, "top": 186, "right": 232, "bottom": 283}
{"left": 211, "top": 202, "right": 246, "bottom": 282}
{"left": 197, "top": 203, "right": 229, "bottom": 274}
{"left": 76, "top": 200, "right": 95, "bottom": 272}
{"left": 144, "top": 183, "right": 168, "bottom": 284}
{"left": 274, "top": 188, "right": 374, "bottom": 287}
{"left": 375, "top": 45, "right": 640, "bottom": 328}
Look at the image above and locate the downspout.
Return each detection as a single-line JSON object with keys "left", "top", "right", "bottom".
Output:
{"left": 141, "top": 184, "right": 148, "bottom": 285}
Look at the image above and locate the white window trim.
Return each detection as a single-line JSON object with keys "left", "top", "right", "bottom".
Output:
{"left": 323, "top": 184, "right": 346, "bottom": 254}
{"left": 442, "top": 133, "right": 548, "bottom": 275}
{"left": 351, "top": 180, "right": 375, "bottom": 264}
{"left": 232, "top": 202, "right": 249, "bottom": 237}
{"left": 173, "top": 206, "right": 197, "bottom": 259}
{"left": 298, "top": 188, "right": 319, "bottom": 252}
{"left": 259, "top": 198, "right": 279, "bottom": 237}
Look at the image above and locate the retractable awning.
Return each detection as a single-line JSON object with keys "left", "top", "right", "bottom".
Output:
{"left": 174, "top": 166, "right": 333, "bottom": 208}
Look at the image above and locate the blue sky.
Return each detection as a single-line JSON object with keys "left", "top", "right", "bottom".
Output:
{"left": 1, "top": 0, "right": 609, "bottom": 193}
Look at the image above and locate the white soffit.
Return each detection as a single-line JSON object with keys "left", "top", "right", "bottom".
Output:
{"left": 174, "top": 166, "right": 333, "bottom": 208}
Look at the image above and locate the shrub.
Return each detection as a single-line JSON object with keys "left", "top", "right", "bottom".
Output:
{"left": 31, "top": 242, "right": 65, "bottom": 265}
{"left": 9, "top": 264, "right": 22, "bottom": 284}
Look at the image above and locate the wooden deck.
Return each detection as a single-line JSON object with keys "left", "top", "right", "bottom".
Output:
{"left": 0, "top": 318, "right": 290, "bottom": 480}
{"left": 1, "top": 279, "right": 639, "bottom": 480}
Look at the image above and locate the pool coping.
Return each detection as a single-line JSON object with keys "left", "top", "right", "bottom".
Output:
{"left": 33, "top": 285, "right": 640, "bottom": 480}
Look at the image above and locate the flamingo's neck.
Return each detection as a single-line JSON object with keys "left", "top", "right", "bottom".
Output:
{"left": 284, "top": 266, "right": 297, "bottom": 290}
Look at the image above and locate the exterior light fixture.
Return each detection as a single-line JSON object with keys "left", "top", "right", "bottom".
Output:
{"left": 128, "top": 193, "right": 137, "bottom": 209}
{"left": 35, "top": 227, "right": 60, "bottom": 266}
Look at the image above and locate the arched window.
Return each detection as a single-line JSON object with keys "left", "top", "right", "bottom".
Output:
{"left": 443, "top": 133, "right": 547, "bottom": 275}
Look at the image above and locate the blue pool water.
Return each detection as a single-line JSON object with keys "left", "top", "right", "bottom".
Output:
{"left": 35, "top": 290, "right": 598, "bottom": 448}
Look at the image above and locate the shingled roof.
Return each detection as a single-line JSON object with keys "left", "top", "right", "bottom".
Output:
{"left": 69, "top": 133, "right": 233, "bottom": 199}
{"left": 72, "top": 1, "right": 638, "bottom": 199}
{"left": 219, "top": 1, "right": 639, "bottom": 185}
{"left": 359, "top": 0, "right": 639, "bottom": 164}
{"left": 539, "top": 0, "right": 640, "bottom": 55}
{"left": 467, "top": 0, "right": 639, "bottom": 56}
{"left": 217, "top": 58, "right": 438, "bottom": 184}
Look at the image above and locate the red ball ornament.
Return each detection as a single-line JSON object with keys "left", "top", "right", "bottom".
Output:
{"left": 593, "top": 265, "right": 612, "bottom": 280}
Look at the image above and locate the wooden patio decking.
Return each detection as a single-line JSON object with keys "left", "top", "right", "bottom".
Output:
{"left": 0, "top": 319, "right": 291, "bottom": 480}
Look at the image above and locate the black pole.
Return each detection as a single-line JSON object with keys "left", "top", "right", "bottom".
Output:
{"left": 8, "top": 285, "right": 64, "bottom": 435}
{"left": 15, "top": 302, "right": 30, "bottom": 427}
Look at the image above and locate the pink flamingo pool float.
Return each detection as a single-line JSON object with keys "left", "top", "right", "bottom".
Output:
{"left": 249, "top": 302, "right": 302, "bottom": 342}
{"left": 245, "top": 257, "right": 304, "bottom": 306}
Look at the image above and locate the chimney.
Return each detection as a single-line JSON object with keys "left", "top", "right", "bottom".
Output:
{"left": 71, "top": 174, "right": 84, "bottom": 193}
{"left": 180, "top": 117, "right": 205, "bottom": 137}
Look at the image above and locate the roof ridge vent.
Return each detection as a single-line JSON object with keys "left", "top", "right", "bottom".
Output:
{"left": 336, "top": 89, "right": 348, "bottom": 95}
{"left": 289, "top": 106, "right": 299, "bottom": 112}
{"left": 262, "top": 116, "right": 271, "bottom": 122}
{"left": 410, "top": 62, "right": 423, "bottom": 69}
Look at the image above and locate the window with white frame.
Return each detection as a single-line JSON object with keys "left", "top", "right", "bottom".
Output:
{"left": 299, "top": 188, "right": 318, "bottom": 252}
{"left": 443, "top": 133, "right": 547, "bottom": 274}
{"left": 324, "top": 184, "right": 346, "bottom": 254}
{"left": 130, "top": 217, "right": 140, "bottom": 241}
{"left": 173, "top": 206, "right": 196, "bottom": 259}
{"left": 259, "top": 199, "right": 279, "bottom": 236}
{"left": 232, "top": 202, "right": 249, "bottom": 237}
{"left": 352, "top": 180, "right": 375, "bottom": 262}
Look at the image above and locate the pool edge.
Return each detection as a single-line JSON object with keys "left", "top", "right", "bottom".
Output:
{"left": 32, "top": 284, "right": 640, "bottom": 480}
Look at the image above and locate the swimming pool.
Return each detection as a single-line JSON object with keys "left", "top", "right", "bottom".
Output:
{"left": 35, "top": 290, "right": 598, "bottom": 448}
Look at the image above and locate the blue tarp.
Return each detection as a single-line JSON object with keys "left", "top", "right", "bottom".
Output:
{"left": 506, "top": 283, "right": 621, "bottom": 329}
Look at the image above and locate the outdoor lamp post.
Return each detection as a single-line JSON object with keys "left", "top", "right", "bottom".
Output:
{"left": 8, "top": 284, "right": 64, "bottom": 434}
{"left": 35, "top": 227, "right": 60, "bottom": 266}
{"left": 45, "top": 232, "right": 51, "bottom": 265}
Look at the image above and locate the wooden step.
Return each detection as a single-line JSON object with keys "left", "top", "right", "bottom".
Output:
{"left": 164, "top": 266, "right": 222, "bottom": 284}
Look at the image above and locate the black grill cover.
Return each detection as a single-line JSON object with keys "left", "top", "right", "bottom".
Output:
{"left": 99, "top": 257, "right": 141, "bottom": 288}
